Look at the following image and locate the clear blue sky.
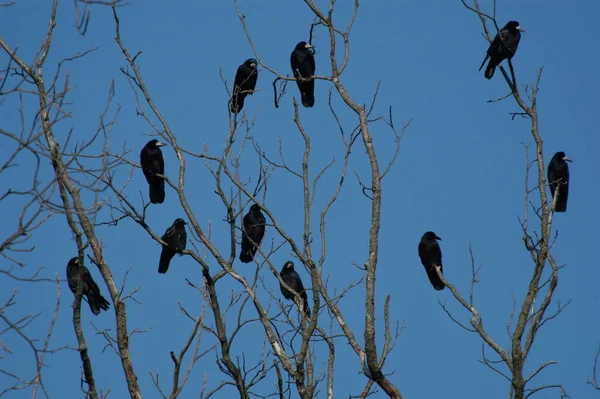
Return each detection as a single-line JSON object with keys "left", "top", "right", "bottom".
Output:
{"left": 1, "top": 1, "right": 598, "bottom": 398}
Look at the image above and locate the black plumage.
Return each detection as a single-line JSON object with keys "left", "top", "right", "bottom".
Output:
{"left": 290, "top": 41, "right": 316, "bottom": 108}
{"left": 66, "top": 257, "right": 110, "bottom": 315}
{"left": 239, "top": 204, "right": 266, "bottom": 263}
{"left": 418, "top": 231, "right": 445, "bottom": 291}
{"left": 159, "top": 218, "right": 187, "bottom": 274}
{"left": 279, "top": 261, "right": 311, "bottom": 317}
{"left": 547, "top": 151, "right": 572, "bottom": 213}
{"left": 230, "top": 58, "right": 258, "bottom": 113}
{"left": 479, "top": 21, "right": 524, "bottom": 79}
{"left": 140, "top": 139, "right": 167, "bottom": 204}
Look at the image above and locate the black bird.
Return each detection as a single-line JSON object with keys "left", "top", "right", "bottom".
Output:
{"left": 239, "top": 204, "right": 266, "bottom": 263}
{"left": 159, "top": 218, "right": 187, "bottom": 274}
{"left": 479, "top": 21, "right": 525, "bottom": 79}
{"left": 290, "top": 41, "right": 316, "bottom": 108}
{"left": 230, "top": 58, "right": 258, "bottom": 113}
{"left": 66, "top": 257, "right": 110, "bottom": 315}
{"left": 140, "top": 139, "right": 167, "bottom": 204}
{"left": 279, "top": 261, "right": 311, "bottom": 317}
{"left": 547, "top": 151, "right": 572, "bottom": 213}
{"left": 418, "top": 231, "right": 445, "bottom": 291}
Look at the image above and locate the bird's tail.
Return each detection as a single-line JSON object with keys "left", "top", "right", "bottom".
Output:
{"left": 555, "top": 196, "right": 568, "bottom": 212}
{"left": 484, "top": 60, "right": 495, "bottom": 80}
{"left": 300, "top": 81, "right": 315, "bottom": 108}
{"left": 87, "top": 293, "right": 110, "bottom": 315}
{"left": 426, "top": 265, "right": 445, "bottom": 291}
{"left": 230, "top": 93, "right": 246, "bottom": 114}
{"left": 239, "top": 238, "right": 256, "bottom": 263}
{"left": 158, "top": 249, "right": 173, "bottom": 274}
{"left": 302, "top": 293, "right": 311, "bottom": 317}
{"left": 555, "top": 203, "right": 567, "bottom": 212}
{"left": 239, "top": 247, "right": 255, "bottom": 263}
{"left": 149, "top": 178, "right": 165, "bottom": 204}
{"left": 552, "top": 182, "right": 568, "bottom": 213}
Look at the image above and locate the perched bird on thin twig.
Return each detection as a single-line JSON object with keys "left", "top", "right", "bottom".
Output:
{"left": 239, "top": 204, "right": 266, "bottom": 263}
{"left": 159, "top": 218, "right": 187, "bottom": 274}
{"left": 230, "top": 58, "right": 258, "bottom": 113}
{"left": 418, "top": 231, "right": 445, "bottom": 290}
{"left": 547, "top": 151, "right": 572, "bottom": 213}
{"left": 479, "top": 21, "right": 524, "bottom": 79}
{"left": 66, "top": 257, "right": 110, "bottom": 315}
{"left": 140, "top": 139, "right": 167, "bottom": 204}
{"left": 279, "top": 261, "right": 311, "bottom": 317}
{"left": 290, "top": 41, "right": 316, "bottom": 108}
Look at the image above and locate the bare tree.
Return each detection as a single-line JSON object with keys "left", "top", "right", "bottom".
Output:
{"left": 0, "top": 0, "right": 589, "bottom": 398}
{"left": 435, "top": 1, "right": 571, "bottom": 399}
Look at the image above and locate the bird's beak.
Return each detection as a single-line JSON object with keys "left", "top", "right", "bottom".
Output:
{"left": 250, "top": 62, "right": 257, "bottom": 68}
{"left": 156, "top": 141, "right": 167, "bottom": 147}
{"left": 516, "top": 26, "right": 525, "bottom": 32}
{"left": 305, "top": 43, "right": 314, "bottom": 49}
{"left": 563, "top": 156, "right": 572, "bottom": 162}
{"left": 435, "top": 235, "right": 442, "bottom": 241}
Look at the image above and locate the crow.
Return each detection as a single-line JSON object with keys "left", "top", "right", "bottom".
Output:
{"left": 159, "top": 218, "right": 187, "bottom": 274}
{"left": 140, "top": 139, "right": 167, "bottom": 204}
{"left": 547, "top": 151, "right": 572, "bottom": 213}
{"left": 418, "top": 231, "right": 445, "bottom": 290}
{"left": 239, "top": 204, "right": 266, "bottom": 263}
{"left": 479, "top": 21, "right": 525, "bottom": 79}
{"left": 279, "top": 261, "right": 311, "bottom": 317}
{"left": 66, "top": 257, "right": 110, "bottom": 315}
{"left": 290, "top": 41, "right": 315, "bottom": 108}
{"left": 230, "top": 58, "right": 258, "bottom": 113}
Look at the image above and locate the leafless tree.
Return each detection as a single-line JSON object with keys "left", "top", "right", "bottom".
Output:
{"left": 434, "top": 1, "right": 570, "bottom": 399}
{"left": 0, "top": 0, "right": 585, "bottom": 398}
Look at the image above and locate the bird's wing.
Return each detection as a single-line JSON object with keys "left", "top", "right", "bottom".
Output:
{"left": 233, "top": 66, "right": 245, "bottom": 92}
{"left": 176, "top": 229, "right": 187, "bottom": 252}
{"left": 162, "top": 225, "right": 176, "bottom": 243}
{"left": 152, "top": 157, "right": 164, "bottom": 175}
{"left": 417, "top": 241, "right": 426, "bottom": 263}
{"left": 291, "top": 271, "right": 305, "bottom": 293}
{"left": 81, "top": 267, "right": 101, "bottom": 295}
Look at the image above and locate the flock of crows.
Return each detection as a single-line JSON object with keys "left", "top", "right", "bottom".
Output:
{"left": 66, "top": 23, "right": 572, "bottom": 319}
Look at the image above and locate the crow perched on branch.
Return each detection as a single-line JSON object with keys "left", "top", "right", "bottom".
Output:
{"left": 66, "top": 257, "right": 110, "bottom": 315}
{"left": 159, "top": 218, "right": 187, "bottom": 274}
{"left": 140, "top": 139, "right": 167, "bottom": 204}
{"left": 239, "top": 204, "right": 266, "bottom": 263}
{"left": 479, "top": 21, "right": 524, "bottom": 79}
{"left": 547, "top": 151, "right": 572, "bottom": 213}
{"left": 418, "top": 231, "right": 445, "bottom": 290}
{"left": 230, "top": 58, "right": 258, "bottom": 113}
{"left": 279, "top": 261, "right": 311, "bottom": 317}
{"left": 290, "top": 41, "right": 315, "bottom": 108}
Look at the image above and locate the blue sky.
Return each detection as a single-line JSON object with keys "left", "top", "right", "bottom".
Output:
{"left": 1, "top": 0, "right": 599, "bottom": 398}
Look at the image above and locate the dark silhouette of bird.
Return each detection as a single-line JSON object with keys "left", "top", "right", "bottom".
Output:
{"left": 230, "top": 58, "right": 258, "bottom": 113}
{"left": 479, "top": 21, "right": 524, "bottom": 79}
{"left": 290, "top": 41, "right": 315, "bottom": 108}
{"left": 547, "top": 151, "right": 572, "bottom": 213}
{"left": 239, "top": 204, "right": 266, "bottom": 263}
{"left": 140, "top": 139, "right": 167, "bottom": 204}
{"left": 279, "top": 261, "right": 311, "bottom": 317}
{"left": 66, "top": 257, "right": 110, "bottom": 315}
{"left": 418, "top": 231, "right": 445, "bottom": 290}
{"left": 159, "top": 218, "right": 187, "bottom": 274}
